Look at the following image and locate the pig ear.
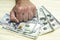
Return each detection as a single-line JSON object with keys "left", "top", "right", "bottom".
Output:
{"left": 10, "top": 10, "right": 19, "bottom": 23}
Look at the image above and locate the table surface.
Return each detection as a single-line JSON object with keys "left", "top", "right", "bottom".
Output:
{"left": 0, "top": 0, "right": 60, "bottom": 40}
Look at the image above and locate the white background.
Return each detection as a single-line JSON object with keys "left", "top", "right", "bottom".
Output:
{"left": 0, "top": 0, "right": 60, "bottom": 40}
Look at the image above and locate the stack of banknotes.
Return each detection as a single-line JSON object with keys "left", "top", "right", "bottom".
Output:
{"left": 0, "top": 6, "right": 60, "bottom": 39}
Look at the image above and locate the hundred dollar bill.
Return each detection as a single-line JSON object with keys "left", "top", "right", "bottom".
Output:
{"left": 0, "top": 13, "right": 41, "bottom": 39}
{"left": 0, "top": 6, "right": 59, "bottom": 38}
{"left": 37, "top": 7, "right": 54, "bottom": 35}
{"left": 41, "top": 6, "right": 60, "bottom": 30}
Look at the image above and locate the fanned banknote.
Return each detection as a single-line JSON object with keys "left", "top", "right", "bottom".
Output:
{"left": 0, "top": 13, "right": 41, "bottom": 39}
{"left": 41, "top": 6, "right": 60, "bottom": 30}
{"left": 37, "top": 7, "right": 54, "bottom": 35}
{"left": 0, "top": 6, "right": 60, "bottom": 39}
